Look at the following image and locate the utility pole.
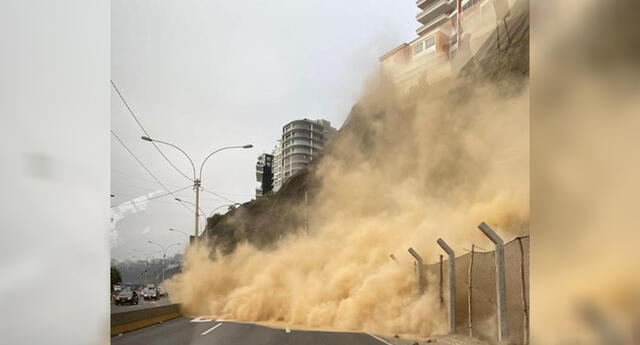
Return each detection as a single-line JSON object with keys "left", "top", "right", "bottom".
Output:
{"left": 161, "top": 252, "right": 165, "bottom": 283}
{"left": 194, "top": 179, "right": 201, "bottom": 239}
{"left": 141, "top": 136, "right": 252, "bottom": 244}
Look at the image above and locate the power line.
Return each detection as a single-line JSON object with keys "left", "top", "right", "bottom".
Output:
{"left": 114, "top": 169, "right": 250, "bottom": 199}
{"left": 110, "top": 80, "right": 193, "bottom": 182}
{"left": 110, "top": 129, "right": 194, "bottom": 214}
{"left": 202, "top": 187, "right": 238, "bottom": 204}
{"left": 112, "top": 170, "right": 186, "bottom": 189}
{"left": 111, "top": 180, "right": 163, "bottom": 192}
{"left": 111, "top": 185, "right": 193, "bottom": 209}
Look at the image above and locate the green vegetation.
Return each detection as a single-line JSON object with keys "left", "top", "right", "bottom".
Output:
{"left": 111, "top": 266, "right": 122, "bottom": 291}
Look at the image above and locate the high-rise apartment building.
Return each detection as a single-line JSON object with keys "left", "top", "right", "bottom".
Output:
{"left": 271, "top": 139, "right": 283, "bottom": 192}
{"left": 255, "top": 153, "right": 274, "bottom": 197}
{"left": 271, "top": 119, "right": 337, "bottom": 192}
{"left": 380, "top": 0, "right": 510, "bottom": 89}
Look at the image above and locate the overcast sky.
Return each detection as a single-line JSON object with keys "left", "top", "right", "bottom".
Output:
{"left": 111, "top": 0, "right": 417, "bottom": 260}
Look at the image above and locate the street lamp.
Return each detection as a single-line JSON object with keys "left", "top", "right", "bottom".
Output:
{"left": 141, "top": 136, "right": 252, "bottom": 242}
{"left": 132, "top": 248, "right": 161, "bottom": 259}
{"left": 174, "top": 197, "right": 207, "bottom": 221}
{"left": 168, "top": 227, "right": 190, "bottom": 241}
{"left": 132, "top": 249, "right": 161, "bottom": 285}
{"left": 173, "top": 197, "right": 209, "bottom": 242}
{"left": 147, "top": 241, "right": 181, "bottom": 283}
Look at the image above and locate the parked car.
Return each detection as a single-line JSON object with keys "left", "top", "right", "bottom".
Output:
{"left": 114, "top": 289, "right": 139, "bottom": 305}
{"left": 144, "top": 287, "right": 159, "bottom": 301}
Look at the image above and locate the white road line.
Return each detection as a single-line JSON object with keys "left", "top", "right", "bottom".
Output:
{"left": 190, "top": 316, "right": 213, "bottom": 323}
{"left": 367, "top": 332, "right": 393, "bottom": 345}
{"left": 201, "top": 323, "right": 222, "bottom": 335}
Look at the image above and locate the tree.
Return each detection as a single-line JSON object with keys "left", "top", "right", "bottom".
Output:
{"left": 111, "top": 266, "right": 122, "bottom": 291}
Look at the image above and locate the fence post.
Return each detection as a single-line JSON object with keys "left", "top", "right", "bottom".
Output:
{"left": 517, "top": 237, "right": 529, "bottom": 345}
{"left": 468, "top": 244, "right": 475, "bottom": 337}
{"left": 478, "top": 222, "right": 508, "bottom": 343}
{"left": 439, "top": 254, "right": 444, "bottom": 305}
{"left": 437, "top": 238, "right": 456, "bottom": 334}
{"left": 408, "top": 247, "right": 425, "bottom": 295}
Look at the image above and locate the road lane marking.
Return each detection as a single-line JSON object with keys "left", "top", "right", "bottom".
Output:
{"left": 201, "top": 323, "right": 222, "bottom": 335}
{"left": 191, "top": 316, "right": 213, "bottom": 323}
{"left": 367, "top": 333, "right": 393, "bottom": 345}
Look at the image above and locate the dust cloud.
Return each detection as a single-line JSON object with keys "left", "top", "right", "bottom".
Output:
{"left": 166, "top": 54, "right": 529, "bottom": 338}
{"left": 531, "top": 0, "right": 640, "bottom": 343}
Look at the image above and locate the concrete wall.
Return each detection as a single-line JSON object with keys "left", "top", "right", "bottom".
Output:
{"left": 426, "top": 236, "right": 529, "bottom": 344}
{"left": 111, "top": 304, "right": 182, "bottom": 336}
{"left": 111, "top": 303, "right": 181, "bottom": 326}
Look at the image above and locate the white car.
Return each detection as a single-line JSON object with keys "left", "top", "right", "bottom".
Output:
{"left": 144, "top": 287, "right": 159, "bottom": 301}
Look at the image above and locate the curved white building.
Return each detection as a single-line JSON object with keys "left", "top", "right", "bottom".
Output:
{"left": 272, "top": 118, "right": 337, "bottom": 191}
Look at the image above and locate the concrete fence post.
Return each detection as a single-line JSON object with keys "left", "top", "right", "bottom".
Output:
{"left": 408, "top": 247, "right": 425, "bottom": 295}
{"left": 437, "top": 238, "right": 456, "bottom": 334}
{"left": 439, "top": 254, "right": 444, "bottom": 305}
{"left": 468, "top": 244, "right": 475, "bottom": 337}
{"left": 478, "top": 222, "right": 508, "bottom": 343}
{"left": 517, "top": 237, "right": 529, "bottom": 345}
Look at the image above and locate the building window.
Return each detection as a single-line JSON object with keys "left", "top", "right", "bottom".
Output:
{"left": 413, "top": 36, "right": 435, "bottom": 56}
{"left": 462, "top": 0, "right": 482, "bottom": 11}
{"left": 413, "top": 42, "right": 424, "bottom": 55}
{"left": 424, "top": 36, "right": 435, "bottom": 49}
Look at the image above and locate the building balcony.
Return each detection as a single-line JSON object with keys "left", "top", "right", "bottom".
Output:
{"left": 283, "top": 119, "right": 321, "bottom": 133}
{"left": 416, "top": 13, "right": 450, "bottom": 36}
{"left": 416, "top": 0, "right": 455, "bottom": 26}
{"left": 282, "top": 140, "right": 310, "bottom": 148}
{"left": 417, "top": 0, "right": 437, "bottom": 10}
{"left": 287, "top": 148, "right": 311, "bottom": 155}
{"left": 283, "top": 153, "right": 311, "bottom": 161}
{"left": 283, "top": 127, "right": 326, "bottom": 139}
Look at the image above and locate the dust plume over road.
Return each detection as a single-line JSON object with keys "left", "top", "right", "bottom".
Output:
{"left": 166, "top": 49, "right": 529, "bottom": 337}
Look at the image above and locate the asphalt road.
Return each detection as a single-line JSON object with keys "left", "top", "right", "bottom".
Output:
{"left": 111, "top": 296, "right": 172, "bottom": 314}
{"left": 111, "top": 317, "right": 393, "bottom": 345}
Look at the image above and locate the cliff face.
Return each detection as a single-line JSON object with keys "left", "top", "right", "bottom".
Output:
{"left": 204, "top": 6, "right": 530, "bottom": 256}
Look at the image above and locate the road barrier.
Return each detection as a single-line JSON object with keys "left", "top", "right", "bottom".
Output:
{"left": 111, "top": 303, "right": 181, "bottom": 336}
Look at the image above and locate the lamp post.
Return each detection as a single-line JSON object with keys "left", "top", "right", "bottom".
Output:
{"left": 147, "top": 241, "right": 181, "bottom": 283}
{"left": 171, "top": 199, "right": 239, "bottom": 243}
{"left": 168, "top": 227, "right": 190, "bottom": 241}
{"left": 173, "top": 197, "right": 207, "bottom": 234}
{"left": 132, "top": 249, "right": 161, "bottom": 285}
{"left": 141, "top": 136, "right": 252, "bottom": 243}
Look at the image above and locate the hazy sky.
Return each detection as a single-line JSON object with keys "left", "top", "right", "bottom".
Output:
{"left": 111, "top": 0, "right": 417, "bottom": 260}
